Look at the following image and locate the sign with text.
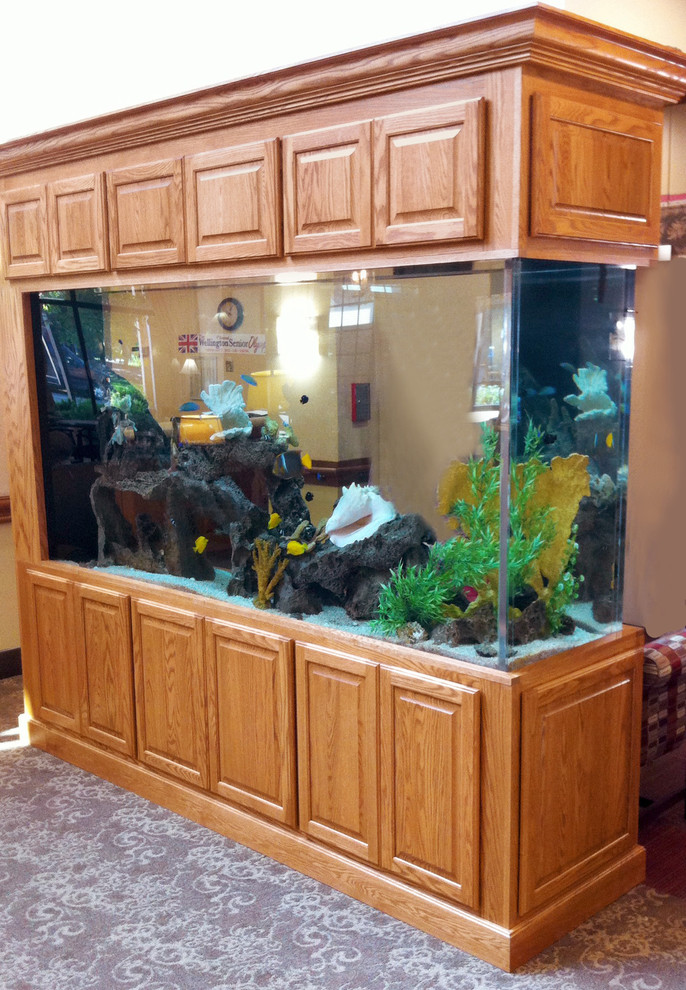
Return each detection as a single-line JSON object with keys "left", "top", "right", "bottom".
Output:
{"left": 180, "top": 332, "right": 267, "bottom": 355}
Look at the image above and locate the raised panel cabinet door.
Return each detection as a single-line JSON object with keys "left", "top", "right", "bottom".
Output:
{"left": 375, "top": 98, "right": 486, "bottom": 245}
{"left": 0, "top": 184, "right": 48, "bottom": 277}
{"left": 74, "top": 584, "right": 135, "bottom": 756}
{"left": 296, "top": 643, "right": 379, "bottom": 862}
{"left": 132, "top": 599, "right": 208, "bottom": 787}
{"left": 518, "top": 649, "right": 642, "bottom": 915}
{"left": 530, "top": 93, "right": 661, "bottom": 246}
{"left": 379, "top": 668, "right": 481, "bottom": 909}
{"left": 205, "top": 620, "right": 296, "bottom": 825}
{"left": 48, "top": 173, "right": 108, "bottom": 273}
{"left": 283, "top": 121, "right": 372, "bottom": 253}
{"left": 185, "top": 140, "right": 281, "bottom": 262}
{"left": 21, "top": 569, "right": 79, "bottom": 732}
{"left": 106, "top": 158, "right": 185, "bottom": 268}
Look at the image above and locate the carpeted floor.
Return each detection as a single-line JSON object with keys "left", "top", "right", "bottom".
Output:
{"left": 1, "top": 674, "right": 685, "bottom": 990}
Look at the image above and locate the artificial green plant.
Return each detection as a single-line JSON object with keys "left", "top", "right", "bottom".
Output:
{"left": 374, "top": 422, "right": 581, "bottom": 638}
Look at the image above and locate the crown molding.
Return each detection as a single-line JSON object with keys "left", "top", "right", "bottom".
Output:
{"left": 0, "top": 3, "right": 685, "bottom": 177}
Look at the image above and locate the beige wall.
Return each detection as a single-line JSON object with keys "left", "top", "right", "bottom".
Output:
{"left": 565, "top": 0, "right": 686, "bottom": 50}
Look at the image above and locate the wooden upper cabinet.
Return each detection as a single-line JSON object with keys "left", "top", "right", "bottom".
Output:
{"left": 131, "top": 599, "right": 208, "bottom": 788}
{"left": 296, "top": 643, "right": 379, "bottom": 862}
{"left": 530, "top": 93, "right": 662, "bottom": 246}
{"left": 48, "top": 173, "right": 108, "bottom": 273}
{"left": 0, "top": 184, "right": 49, "bottom": 277}
{"left": 74, "top": 583, "right": 135, "bottom": 756}
{"left": 375, "top": 98, "right": 486, "bottom": 246}
{"left": 185, "top": 140, "right": 280, "bottom": 262}
{"left": 283, "top": 121, "right": 372, "bottom": 253}
{"left": 380, "top": 668, "right": 481, "bottom": 909}
{"left": 20, "top": 569, "right": 80, "bottom": 732}
{"left": 106, "top": 158, "right": 185, "bottom": 268}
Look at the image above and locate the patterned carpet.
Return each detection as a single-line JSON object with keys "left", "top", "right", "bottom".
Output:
{"left": 1, "top": 674, "right": 686, "bottom": 990}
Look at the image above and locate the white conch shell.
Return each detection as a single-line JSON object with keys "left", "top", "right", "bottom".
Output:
{"left": 325, "top": 483, "right": 396, "bottom": 547}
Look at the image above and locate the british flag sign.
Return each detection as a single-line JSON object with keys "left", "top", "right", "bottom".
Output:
{"left": 178, "top": 334, "right": 199, "bottom": 353}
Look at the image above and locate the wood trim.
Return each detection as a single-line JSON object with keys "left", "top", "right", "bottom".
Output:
{"left": 0, "top": 7, "right": 684, "bottom": 177}
{"left": 302, "top": 458, "right": 371, "bottom": 487}
{"left": 0, "top": 495, "right": 10, "bottom": 523}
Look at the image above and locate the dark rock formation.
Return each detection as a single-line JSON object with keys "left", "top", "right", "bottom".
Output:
{"left": 267, "top": 513, "right": 435, "bottom": 619}
{"left": 90, "top": 432, "right": 306, "bottom": 583}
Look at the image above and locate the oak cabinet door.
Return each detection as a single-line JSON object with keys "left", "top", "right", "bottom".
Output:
{"left": 48, "top": 173, "right": 108, "bottom": 273}
{"left": 106, "top": 159, "right": 185, "bottom": 268}
{"left": 132, "top": 599, "right": 208, "bottom": 787}
{"left": 296, "top": 643, "right": 379, "bottom": 862}
{"left": 185, "top": 140, "right": 281, "bottom": 262}
{"left": 375, "top": 98, "right": 486, "bottom": 246}
{"left": 519, "top": 650, "right": 642, "bottom": 914}
{"left": 530, "top": 93, "right": 661, "bottom": 246}
{"left": 74, "top": 584, "right": 135, "bottom": 756}
{"left": 0, "top": 184, "right": 48, "bottom": 277}
{"left": 283, "top": 121, "right": 372, "bottom": 253}
{"left": 380, "top": 668, "right": 481, "bottom": 909}
{"left": 21, "top": 569, "right": 79, "bottom": 732}
{"left": 205, "top": 619, "right": 296, "bottom": 825}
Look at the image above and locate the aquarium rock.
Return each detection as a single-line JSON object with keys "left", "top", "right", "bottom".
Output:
{"left": 325, "top": 483, "right": 397, "bottom": 547}
{"left": 200, "top": 380, "right": 253, "bottom": 439}
{"left": 269, "top": 512, "right": 435, "bottom": 619}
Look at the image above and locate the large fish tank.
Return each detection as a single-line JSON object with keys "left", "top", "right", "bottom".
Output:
{"left": 32, "top": 258, "right": 634, "bottom": 670}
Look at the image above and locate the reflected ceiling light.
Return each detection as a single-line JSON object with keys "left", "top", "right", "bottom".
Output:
{"left": 276, "top": 300, "right": 320, "bottom": 378}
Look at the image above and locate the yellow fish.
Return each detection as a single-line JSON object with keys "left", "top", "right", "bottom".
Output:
{"left": 301, "top": 452, "right": 312, "bottom": 470}
{"left": 268, "top": 512, "right": 282, "bottom": 530}
{"left": 606, "top": 432, "right": 614, "bottom": 448}
{"left": 193, "top": 536, "right": 208, "bottom": 554}
{"left": 287, "top": 540, "right": 307, "bottom": 556}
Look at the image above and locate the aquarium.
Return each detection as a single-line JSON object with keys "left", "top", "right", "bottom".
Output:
{"left": 32, "top": 259, "right": 634, "bottom": 669}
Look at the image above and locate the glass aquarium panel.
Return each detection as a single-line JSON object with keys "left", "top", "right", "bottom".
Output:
{"left": 508, "top": 259, "right": 633, "bottom": 663}
{"left": 32, "top": 258, "right": 632, "bottom": 670}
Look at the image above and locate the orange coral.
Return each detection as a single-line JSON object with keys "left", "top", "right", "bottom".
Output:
{"left": 252, "top": 538, "right": 288, "bottom": 609}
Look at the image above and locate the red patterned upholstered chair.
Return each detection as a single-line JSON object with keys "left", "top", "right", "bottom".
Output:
{"left": 640, "top": 631, "right": 686, "bottom": 818}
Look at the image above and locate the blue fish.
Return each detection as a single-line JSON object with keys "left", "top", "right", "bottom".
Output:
{"left": 179, "top": 401, "right": 200, "bottom": 412}
{"left": 241, "top": 374, "right": 257, "bottom": 387}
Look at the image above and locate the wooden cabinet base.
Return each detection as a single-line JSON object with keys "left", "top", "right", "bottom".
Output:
{"left": 26, "top": 717, "right": 645, "bottom": 972}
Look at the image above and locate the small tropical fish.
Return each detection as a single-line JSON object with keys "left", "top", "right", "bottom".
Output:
{"left": 304, "top": 491, "right": 314, "bottom": 502}
{"left": 300, "top": 394, "right": 309, "bottom": 404}
{"left": 193, "top": 536, "right": 208, "bottom": 554}
{"left": 287, "top": 540, "right": 307, "bottom": 556}
{"left": 606, "top": 432, "right": 614, "bottom": 448}
{"left": 560, "top": 362, "right": 576, "bottom": 374}
{"left": 272, "top": 451, "right": 312, "bottom": 478}
{"left": 179, "top": 401, "right": 200, "bottom": 412}
{"left": 241, "top": 374, "right": 257, "bottom": 387}
{"left": 463, "top": 586, "right": 478, "bottom": 603}
{"left": 268, "top": 512, "right": 282, "bottom": 530}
